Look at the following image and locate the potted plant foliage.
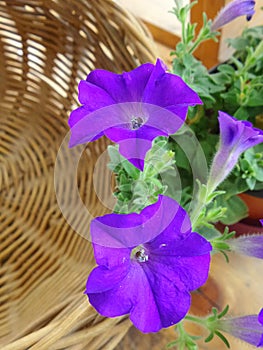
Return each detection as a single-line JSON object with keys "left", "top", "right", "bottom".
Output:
{"left": 170, "top": 0, "right": 263, "bottom": 229}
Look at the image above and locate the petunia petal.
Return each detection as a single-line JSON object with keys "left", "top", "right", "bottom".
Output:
{"left": 207, "top": 111, "right": 263, "bottom": 192}
{"left": 219, "top": 112, "right": 261, "bottom": 153}
{"left": 212, "top": 0, "right": 255, "bottom": 30}
{"left": 218, "top": 312, "right": 263, "bottom": 347}
{"left": 146, "top": 235, "right": 211, "bottom": 291}
{"left": 78, "top": 80, "right": 115, "bottom": 106}
{"left": 144, "top": 104, "right": 188, "bottom": 136}
{"left": 109, "top": 126, "right": 166, "bottom": 170}
{"left": 143, "top": 59, "right": 202, "bottom": 108}
{"left": 258, "top": 309, "right": 263, "bottom": 346}
{"left": 87, "top": 261, "right": 191, "bottom": 333}
{"left": 159, "top": 254, "right": 210, "bottom": 291}
{"left": 87, "top": 63, "right": 154, "bottom": 102}
{"left": 86, "top": 265, "right": 135, "bottom": 317}
{"left": 69, "top": 103, "right": 127, "bottom": 147}
{"left": 145, "top": 202, "right": 192, "bottom": 251}
{"left": 228, "top": 235, "right": 263, "bottom": 259}
{"left": 90, "top": 195, "right": 182, "bottom": 249}
{"left": 117, "top": 136, "right": 153, "bottom": 171}
{"left": 148, "top": 231, "right": 212, "bottom": 257}
{"left": 68, "top": 81, "right": 115, "bottom": 127}
{"left": 165, "top": 105, "right": 189, "bottom": 124}
{"left": 90, "top": 210, "right": 143, "bottom": 252}
{"left": 91, "top": 245, "right": 131, "bottom": 269}
{"left": 259, "top": 309, "right": 263, "bottom": 325}
{"left": 131, "top": 262, "right": 191, "bottom": 332}
{"left": 85, "top": 264, "right": 130, "bottom": 293}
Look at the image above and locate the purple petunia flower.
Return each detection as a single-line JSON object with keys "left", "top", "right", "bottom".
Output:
{"left": 85, "top": 195, "right": 212, "bottom": 333}
{"left": 69, "top": 59, "right": 202, "bottom": 170}
{"left": 228, "top": 234, "right": 263, "bottom": 259}
{"left": 207, "top": 111, "right": 263, "bottom": 192}
{"left": 212, "top": 0, "right": 255, "bottom": 31}
{"left": 217, "top": 309, "right": 263, "bottom": 347}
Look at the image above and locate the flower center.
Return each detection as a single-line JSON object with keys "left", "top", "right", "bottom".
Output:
{"left": 132, "top": 246, "right": 148, "bottom": 263}
{"left": 131, "top": 116, "right": 144, "bottom": 130}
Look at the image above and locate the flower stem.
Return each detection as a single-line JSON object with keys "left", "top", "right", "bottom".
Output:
{"left": 189, "top": 185, "right": 208, "bottom": 230}
{"left": 185, "top": 314, "right": 207, "bottom": 326}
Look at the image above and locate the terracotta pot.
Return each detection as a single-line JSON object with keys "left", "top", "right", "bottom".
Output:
{"left": 239, "top": 191, "right": 263, "bottom": 220}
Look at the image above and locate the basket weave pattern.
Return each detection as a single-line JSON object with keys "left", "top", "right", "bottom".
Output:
{"left": 0, "top": 1, "right": 156, "bottom": 348}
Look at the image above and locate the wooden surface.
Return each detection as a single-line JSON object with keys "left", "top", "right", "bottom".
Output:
{"left": 115, "top": 253, "right": 263, "bottom": 350}
{"left": 144, "top": 20, "right": 180, "bottom": 49}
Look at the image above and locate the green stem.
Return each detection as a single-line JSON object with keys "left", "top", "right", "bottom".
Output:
{"left": 184, "top": 314, "right": 207, "bottom": 326}
{"left": 189, "top": 189, "right": 208, "bottom": 230}
{"left": 182, "top": 18, "right": 187, "bottom": 45}
{"left": 188, "top": 37, "right": 203, "bottom": 55}
{"left": 235, "top": 41, "right": 263, "bottom": 78}
{"left": 176, "top": 322, "right": 188, "bottom": 350}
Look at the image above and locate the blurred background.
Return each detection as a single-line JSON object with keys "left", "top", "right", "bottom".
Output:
{"left": 117, "top": 0, "right": 263, "bottom": 64}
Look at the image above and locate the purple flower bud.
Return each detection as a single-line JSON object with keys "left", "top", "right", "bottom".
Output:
{"left": 212, "top": 0, "right": 256, "bottom": 31}
{"left": 260, "top": 219, "right": 263, "bottom": 226}
{"left": 228, "top": 234, "right": 263, "bottom": 259}
{"left": 217, "top": 309, "right": 263, "bottom": 347}
{"left": 207, "top": 111, "right": 263, "bottom": 192}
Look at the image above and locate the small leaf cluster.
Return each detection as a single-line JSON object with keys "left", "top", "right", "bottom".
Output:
{"left": 211, "top": 227, "right": 236, "bottom": 262}
{"left": 107, "top": 138, "right": 176, "bottom": 214}
{"left": 204, "top": 306, "right": 231, "bottom": 348}
{"left": 219, "top": 32, "right": 263, "bottom": 122}
{"left": 167, "top": 322, "right": 200, "bottom": 350}
{"left": 235, "top": 143, "right": 263, "bottom": 190}
{"left": 168, "top": 306, "right": 231, "bottom": 349}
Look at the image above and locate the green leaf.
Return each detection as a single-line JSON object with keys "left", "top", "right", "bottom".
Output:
{"left": 219, "top": 195, "right": 248, "bottom": 225}
{"left": 227, "top": 37, "right": 248, "bottom": 51}
{"left": 214, "top": 331, "right": 230, "bottom": 348}
{"left": 246, "top": 176, "right": 257, "bottom": 190}
{"left": 122, "top": 160, "right": 140, "bottom": 179}
{"left": 245, "top": 88, "right": 263, "bottom": 107}
{"left": 107, "top": 145, "right": 122, "bottom": 170}
{"left": 218, "top": 305, "right": 229, "bottom": 319}
{"left": 234, "top": 106, "right": 250, "bottom": 120}
{"left": 196, "top": 225, "right": 221, "bottom": 240}
{"left": 204, "top": 332, "right": 214, "bottom": 343}
{"left": 118, "top": 184, "right": 132, "bottom": 192}
{"left": 255, "top": 166, "right": 263, "bottom": 182}
{"left": 217, "top": 64, "right": 235, "bottom": 75}
{"left": 221, "top": 174, "right": 249, "bottom": 198}
{"left": 210, "top": 72, "right": 231, "bottom": 86}
{"left": 166, "top": 340, "right": 178, "bottom": 349}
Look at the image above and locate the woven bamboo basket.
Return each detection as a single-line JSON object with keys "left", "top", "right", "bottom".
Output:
{"left": 0, "top": 1, "right": 157, "bottom": 349}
